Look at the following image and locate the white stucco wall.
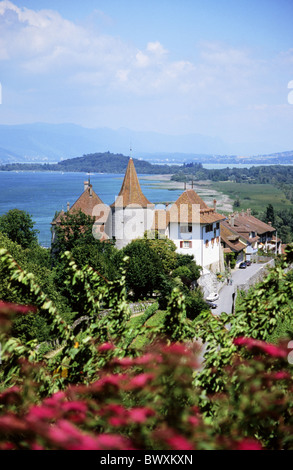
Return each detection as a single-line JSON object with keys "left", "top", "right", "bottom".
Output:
{"left": 112, "top": 206, "right": 154, "bottom": 249}
{"left": 170, "top": 221, "right": 203, "bottom": 265}
{"left": 169, "top": 221, "right": 221, "bottom": 270}
{"left": 202, "top": 223, "right": 221, "bottom": 268}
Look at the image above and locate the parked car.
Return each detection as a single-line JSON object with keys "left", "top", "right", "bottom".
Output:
{"left": 206, "top": 292, "right": 219, "bottom": 302}
{"left": 245, "top": 260, "right": 252, "bottom": 266}
{"left": 205, "top": 300, "right": 217, "bottom": 309}
{"left": 239, "top": 262, "right": 247, "bottom": 269}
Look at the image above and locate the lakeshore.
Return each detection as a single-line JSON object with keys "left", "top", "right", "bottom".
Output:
{"left": 140, "top": 174, "right": 234, "bottom": 213}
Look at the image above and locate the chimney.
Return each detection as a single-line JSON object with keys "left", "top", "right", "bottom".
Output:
{"left": 213, "top": 199, "right": 217, "bottom": 211}
{"left": 67, "top": 202, "right": 70, "bottom": 212}
{"left": 184, "top": 181, "right": 186, "bottom": 190}
{"left": 268, "top": 221, "right": 272, "bottom": 226}
{"left": 230, "top": 214, "right": 235, "bottom": 227}
{"left": 84, "top": 180, "right": 89, "bottom": 192}
{"left": 247, "top": 208, "right": 251, "bottom": 216}
{"left": 89, "top": 184, "right": 93, "bottom": 197}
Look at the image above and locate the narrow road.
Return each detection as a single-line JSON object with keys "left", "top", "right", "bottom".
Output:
{"left": 212, "top": 262, "right": 267, "bottom": 316}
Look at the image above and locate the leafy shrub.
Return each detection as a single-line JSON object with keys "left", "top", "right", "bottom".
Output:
{"left": 0, "top": 301, "right": 292, "bottom": 450}
{"left": 1, "top": 245, "right": 293, "bottom": 450}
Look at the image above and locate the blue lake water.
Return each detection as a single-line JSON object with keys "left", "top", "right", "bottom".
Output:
{"left": 0, "top": 171, "right": 184, "bottom": 247}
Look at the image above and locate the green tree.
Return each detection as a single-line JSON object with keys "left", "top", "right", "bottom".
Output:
{"left": 143, "top": 230, "right": 177, "bottom": 275}
{"left": 119, "top": 239, "right": 166, "bottom": 299}
{"left": 51, "top": 209, "right": 96, "bottom": 259}
{"left": 0, "top": 209, "right": 39, "bottom": 248}
{"left": 0, "top": 232, "right": 70, "bottom": 343}
{"left": 265, "top": 203, "right": 275, "bottom": 226}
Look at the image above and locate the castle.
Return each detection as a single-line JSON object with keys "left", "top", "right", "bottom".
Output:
{"left": 52, "top": 158, "right": 226, "bottom": 273}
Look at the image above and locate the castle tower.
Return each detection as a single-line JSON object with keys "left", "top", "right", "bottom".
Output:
{"left": 111, "top": 158, "right": 154, "bottom": 249}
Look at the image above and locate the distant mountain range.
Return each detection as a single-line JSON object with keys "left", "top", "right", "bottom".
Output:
{"left": 0, "top": 122, "right": 292, "bottom": 165}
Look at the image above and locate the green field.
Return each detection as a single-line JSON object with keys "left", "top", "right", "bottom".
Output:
{"left": 211, "top": 181, "right": 293, "bottom": 213}
{"left": 127, "top": 308, "right": 168, "bottom": 349}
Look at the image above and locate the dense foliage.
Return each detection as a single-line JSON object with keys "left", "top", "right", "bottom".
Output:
{"left": 0, "top": 246, "right": 293, "bottom": 450}
{"left": 0, "top": 209, "right": 39, "bottom": 249}
{"left": 1, "top": 209, "right": 293, "bottom": 450}
{"left": 0, "top": 152, "right": 178, "bottom": 175}
{"left": 171, "top": 163, "right": 293, "bottom": 185}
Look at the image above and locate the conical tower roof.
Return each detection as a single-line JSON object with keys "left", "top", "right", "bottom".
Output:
{"left": 111, "top": 158, "right": 154, "bottom": 208}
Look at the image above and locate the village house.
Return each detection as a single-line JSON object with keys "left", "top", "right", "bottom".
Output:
{"left": 223, "top": 209, "right": 282, "bottom": 260}
{"left": 152, "top": 189, "right": 226, "bottom": 273}
{"left": 220, "top": 220, "right": 247, "bottom": 267}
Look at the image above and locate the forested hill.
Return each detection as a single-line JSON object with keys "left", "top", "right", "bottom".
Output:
{"left": 0, "top": 151, "right": 181, "bottom": 174}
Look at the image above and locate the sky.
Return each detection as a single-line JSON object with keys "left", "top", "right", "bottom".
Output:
{"left": 0, "top": 0, "right": 293, "bottom": 155}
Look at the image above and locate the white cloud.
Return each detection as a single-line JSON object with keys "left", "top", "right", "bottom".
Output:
{"left": 0, "top": 0, "right": 292, "bottom": 145}
{"left": 0, "top": 1, "right": 262, "bottom": 101}
{"left": 146, "top": 41, "right": 168, "bottom": 56}
{"left": 135, "top": 50, "right": 151, "bottom": 68}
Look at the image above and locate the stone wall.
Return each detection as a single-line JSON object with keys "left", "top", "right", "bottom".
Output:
{"left": 198, "top": 270, "right": 223, "bottom": 298}
{"left": 235, "top": 259, "right": 275, "bottom": 294}
{"left": 229, "top": 260, "right": 275, "bottom": 314}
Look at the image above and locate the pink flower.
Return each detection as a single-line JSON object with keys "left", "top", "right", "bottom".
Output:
{"left": 128, "top": 373, "right": 154, "bottom": 389}
{"left": 128, "top": 407, "right": 155, "bottom": 423}
{"left": 134, "top": 353, "right": 162, "bottom": 365}
{"left": 162, "top": 343, "right": 191, "bottom": 356}
{"left": 0, "top": 442, "right": 16, "bottom": 450}
{"left": 272, "top": 371, "right": 291, "bottom": 380}
{"left": 31, "top": 443, "right": 45, "bottom": 450}
{"left": 68, "top": 435, "right": 101, "bottom": 451}
{"left": 63, "top": 401, "right": 87, "bottom": 423}
{"left": 43, "top": 391, "right": 66, "bottom": 406}
{"left": 234, "top": 337, "right": 287, "bottom": 358}
{"left": 108, "top": 416, "right": 127, "bottom": 427}
{"left": 113, "top": 357, "right": 134, "bottom": 367}
{"left": 0, "top": 386, "right": 21, "bottom": 405}
{"left": 0, "top": 301, "right": 37, "bottom": 315}
{"left": 98, "top": 343, "right": 115, "bottom": 352}
{"left": 167, "top": 435, "right": 194, "bottom": 451}
{"left": 236, "top": 438, "right": 263, "bottom": 450}
{"left": 105, "top": 404, "right": 126, "bottom": 415}
{"left": 48, "top": 420, "right": 85, "bottom": 447}
{"left": 63, "top": 401, "right": 87, "bottom": 414}
{"left": 27, "top": 405, "right": 57, "bottom": 422}
{"left": 188, "top": 416, "right": 200, "bottom": 426}
{"left": 92, "top": 374, "right": 128, "bottom": 391}
{"left": 0, "top": 301, "right": 37, "bottom": 326}
{"left": 96, "top": 434, "right": 135, "bottom": 450}
{"left": 0, "top": 414, "right": 28, "bottom": 433}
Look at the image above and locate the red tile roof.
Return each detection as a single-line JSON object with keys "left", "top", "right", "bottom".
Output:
{"left": 151, "top": 189, "right": 225, "bottom": 229}
{"left": 220, "top": 221, "right": 247, "bottom": 252}
{"left": 52, "top": 184, "right": 109, "bottom": 225}
{"left": 234, "top": 212, "right": 276, "bottom": 235}
{"left": 170, "top": 189, "right": 226, "bottom": 224}
{"left": 225, "top": 210, "right": 275, "bottom": 242}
